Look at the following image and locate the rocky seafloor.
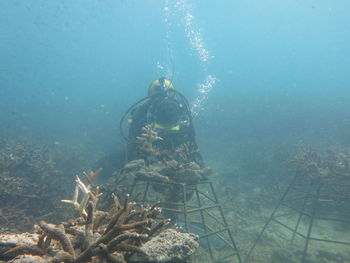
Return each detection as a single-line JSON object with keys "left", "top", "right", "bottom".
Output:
{"left": 1, "top": 139, "right": 350, "bottom": 263}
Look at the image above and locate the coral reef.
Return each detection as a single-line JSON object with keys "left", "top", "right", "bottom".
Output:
{"left": 0, "top": 140, "right": 71, "bottom": 231}
{"left": 120, "top": 125, "right": 212, "bottom": 221}
{"left": 122, "top": 159, "right": 211, "bottom": 185}
{"left": 0, "top": 170, "right": 199, "bottom": 263}
{"left": 123, "top": 124, "right": 211, "bottom": 187}
{"left": 119, "top": 159, "right": 211, "bottom": 205}
{"left": 135, "top": 125, "right": 204, "bottom": 168}
{"left": 288, "top": 147, "right": 350, "bottom": 184}
{"left": 0, "top": 139, "right": 57, "bottom": 177}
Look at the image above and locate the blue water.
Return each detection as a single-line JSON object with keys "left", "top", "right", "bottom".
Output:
{"left": 1, "top": 0, "right": 349, "bottom": 153}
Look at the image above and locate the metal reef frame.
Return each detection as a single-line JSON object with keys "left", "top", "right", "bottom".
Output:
{"left": 129, "top": 178, "right": 243, "bottom": 263}
{"left": 244, "top": 174, "right": 350, "bottom": 263}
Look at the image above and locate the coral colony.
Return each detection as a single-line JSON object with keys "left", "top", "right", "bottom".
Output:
{"left": 0, "top": 169, "right": 198, "bottom": 263}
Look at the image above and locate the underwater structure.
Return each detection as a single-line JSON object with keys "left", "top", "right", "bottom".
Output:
{"left": 119, "top": 126, "right": 242, "bottom": 263}
{"left": 245, "top": 147, "right": 350, "bottom": 263}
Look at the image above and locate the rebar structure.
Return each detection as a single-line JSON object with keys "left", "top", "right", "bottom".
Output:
{"left": 129, "top": 178, "right": 242, "bottom": 263}
{"left": 245, "top": 173, "right": 350, "bottom": 263}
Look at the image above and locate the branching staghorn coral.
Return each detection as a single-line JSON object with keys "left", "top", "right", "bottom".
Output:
{"left": 61, "top": 168, "right": 103, "bottom": 217}
{"left": 136, "top": 125, "right": 163, "bottom": 159}
{"left": 1, "top": 169, "right": 171, "bottom": 263}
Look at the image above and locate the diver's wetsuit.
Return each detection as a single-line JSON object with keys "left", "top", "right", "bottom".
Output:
{"left": 126, "top": 95, "right": 204, "bottom": 167}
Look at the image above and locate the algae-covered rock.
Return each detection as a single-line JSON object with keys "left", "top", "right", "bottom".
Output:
{"left": 0, "top": 232, "right": 39, "bottom": 261}
{"left": 140, "top": 228, "right": 199, "bottom": 262}
{"left": 0, "top": 233, "right": 38, "bottom": 247}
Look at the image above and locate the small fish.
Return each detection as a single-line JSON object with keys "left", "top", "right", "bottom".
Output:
{"left": 318, "top": 199, "right": 335, "bottom": 202}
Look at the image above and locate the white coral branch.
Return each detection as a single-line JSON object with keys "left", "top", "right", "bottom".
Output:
{"left": 62, "top": 175, "right": 91, "bottom": 217}
{"left": 76, "top": 175, "right": 90, "bottom": 194}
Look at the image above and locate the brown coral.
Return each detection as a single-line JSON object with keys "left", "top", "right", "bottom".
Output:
{"left": 0, "top": 171, "right": 170, "bottom": 263}
{"left": 0, "top": 140, "right": 71, "bottom": 232}
{"left": 288, "top": 146, "right": 350, "bottom": 185}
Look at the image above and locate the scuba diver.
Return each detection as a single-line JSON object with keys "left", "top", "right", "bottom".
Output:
{"left": 95, "top": 78, "right": 206, "bottom": 221}
{"left": 120, "top": 77, "right": 204, "bottom": 167}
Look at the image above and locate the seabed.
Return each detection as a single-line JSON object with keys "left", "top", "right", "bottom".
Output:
{"left": 1, "top": 140, "right": 350, "bottom": 263}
